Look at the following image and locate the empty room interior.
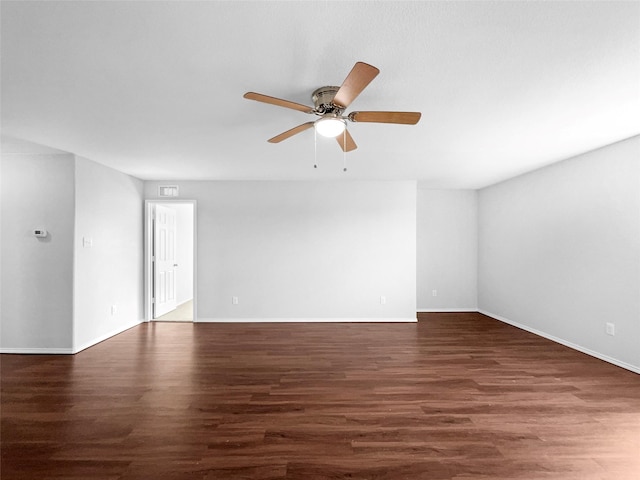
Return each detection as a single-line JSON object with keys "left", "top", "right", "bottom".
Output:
{"left": 1, "top": 1, "right": 639, "bottom": 479}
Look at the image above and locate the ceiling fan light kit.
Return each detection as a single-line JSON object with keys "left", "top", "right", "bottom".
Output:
{"left": 314, "top": 117, "right": 346, "bottom": 138}
{"left": 244, "top": 61, "right": 421, "bottom": 167}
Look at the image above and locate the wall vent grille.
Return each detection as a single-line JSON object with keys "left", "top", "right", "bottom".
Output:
{"left": 158, "top": 185, "right": 179, "bottom": 197}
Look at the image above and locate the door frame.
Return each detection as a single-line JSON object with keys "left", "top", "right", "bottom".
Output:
{"left": 144, "top": 199, "right": 197, "bottom": 322}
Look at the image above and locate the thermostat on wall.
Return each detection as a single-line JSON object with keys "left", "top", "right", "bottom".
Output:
{"left": 33, "top": 228, "right": 48, "bottom": 238}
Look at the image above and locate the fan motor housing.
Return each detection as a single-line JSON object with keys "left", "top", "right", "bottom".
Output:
{"left": 312, "top": 86, "right": 343, "bottom": 115}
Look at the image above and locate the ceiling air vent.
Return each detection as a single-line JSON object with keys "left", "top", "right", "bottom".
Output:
{"left": 158, "top": 185, "right": 179, "bottom": 197}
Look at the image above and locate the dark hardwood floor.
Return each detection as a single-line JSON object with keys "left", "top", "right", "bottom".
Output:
{"left": 2, "top": 312, "right": 639, "bottom": 479}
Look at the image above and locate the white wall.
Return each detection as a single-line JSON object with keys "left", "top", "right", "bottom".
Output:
{"left": 144, "top": 181, "right": 417, "bottom": 321}
{"left": 0, "top": 153, "right": 75, "bottom": 352}
{"left": 478, "top": 135, "right": 640, "bottom": 372}
{"left": 417, "top": 189, "right": 477, "bottom": 311}
{"left": 172, "top": 203, "right": 194, "bottom": 305}
{"left": 74, "top": 157, "right": 144, "bottom": 351}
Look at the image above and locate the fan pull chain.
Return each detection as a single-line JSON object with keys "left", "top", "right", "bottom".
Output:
{"left": 313, "top": 127, "right": 318, "bottom": 169}
{"left": 343, "top": 129, "right": 347, "bottom": 172}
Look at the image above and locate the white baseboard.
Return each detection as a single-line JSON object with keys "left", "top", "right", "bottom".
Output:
{"left": 479, "top": 310, "right": 640, "bottom": 375}
{"left": 417, "top": 308, "right": 478, "bottom": 313}
{"left": 196, "top": 317, "right": 417, "bottom": 323}
{"left": 0, "top": 347, "right": 75, "bottom": 354}
{"left": 73, "top": 319, "right": 145, "bottom": 354}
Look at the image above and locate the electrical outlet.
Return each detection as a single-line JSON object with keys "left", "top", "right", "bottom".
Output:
{"left": 432, "top": 289, "right": 437, "bottom": 297}
{"left": 605, "top": 322, "right": 615, "bottom": 336}
{"left": 111, "top": 305, "right": 117, "bottom": 316}
{"left": 380, "top": 296, "right": 386, "bottom": 305}
{"left": 232, "top": 296, "right": 239, "bottom": 305}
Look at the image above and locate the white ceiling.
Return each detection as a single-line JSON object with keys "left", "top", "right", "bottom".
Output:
{"left": 2, "top": 1, "right": 639, "bottom": 188}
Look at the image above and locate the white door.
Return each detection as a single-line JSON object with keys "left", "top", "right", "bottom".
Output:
{"left": 153, "top": 204, "right": 178, "bottom": 318}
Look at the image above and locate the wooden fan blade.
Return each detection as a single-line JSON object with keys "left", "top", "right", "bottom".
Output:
{"left": 349, "top": 111, "right": 421, "bottom": 125}
{"left": 335, "top": 129, "right": 357, "bottom": 152}
{"left": 332, "top": 62, "right": 380, "bottom": 109}
{"left": 244, "top": 92, "right": 314, "bottom": 114}
{"left": 268, "top": 122, "right": 315, "bottom": 143}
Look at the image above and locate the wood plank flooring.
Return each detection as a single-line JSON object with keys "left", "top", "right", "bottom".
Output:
{"left": 2, "top": 312, "right": 639, "bottom": 479}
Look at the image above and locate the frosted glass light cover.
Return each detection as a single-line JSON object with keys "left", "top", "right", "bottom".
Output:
{"left": 315, "top": 118, "right": 346, "bottom": 138}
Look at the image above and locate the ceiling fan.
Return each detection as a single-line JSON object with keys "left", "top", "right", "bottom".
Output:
{"left": 243, "top": 62, "right": 421, "bottom": 152}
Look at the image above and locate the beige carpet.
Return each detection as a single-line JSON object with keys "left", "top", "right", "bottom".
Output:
{"left": 154, "top": 299, "right": 193, "bottom": 322}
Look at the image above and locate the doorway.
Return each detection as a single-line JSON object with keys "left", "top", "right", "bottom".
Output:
{"left": 145, "top": 200, "right": 196, "bottom": 322}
